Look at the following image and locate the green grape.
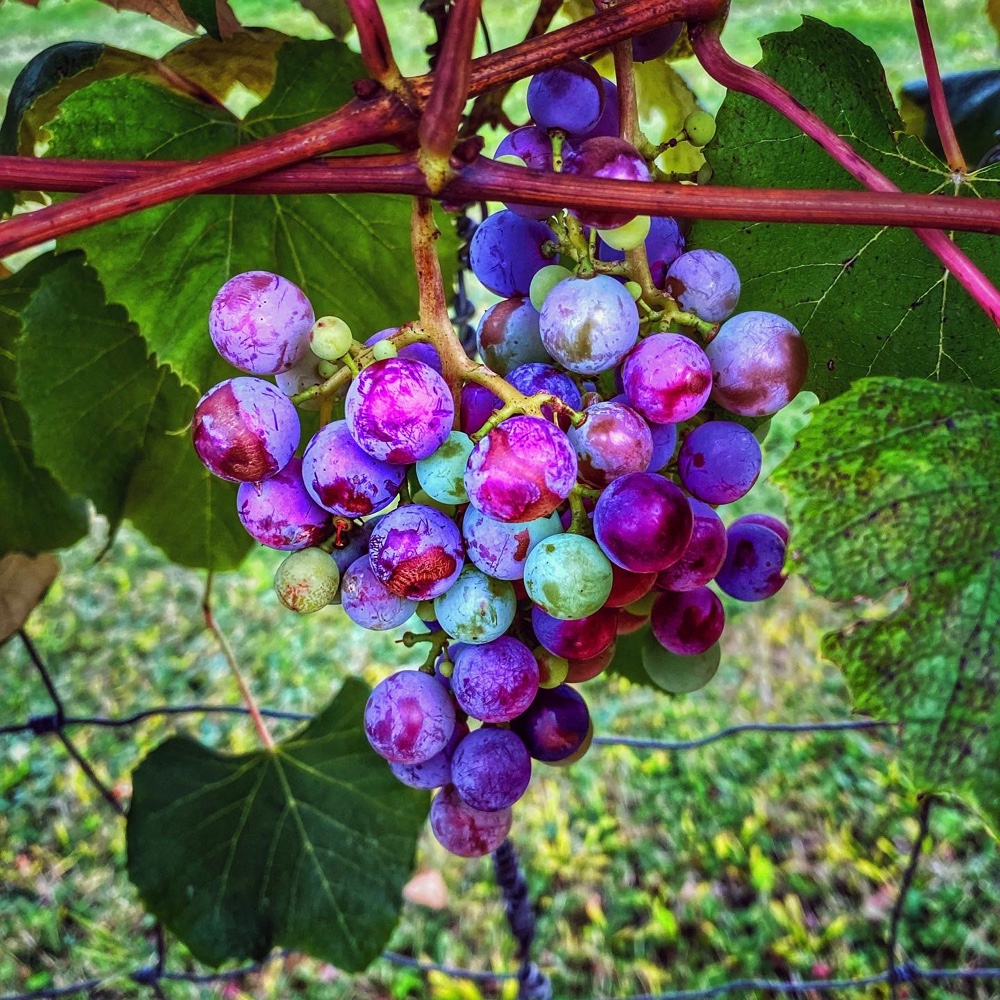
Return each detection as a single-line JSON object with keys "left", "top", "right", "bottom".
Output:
{"left": 523, "top": 533, "right": 613, "bottom": 620}
{"left": 684, "top": 109, "right": 716, "bottom": 147}
{"left": 310, "top": 315, "right": 354, "bottom": 361}
{"left": 624, "top": 590, "right": 657, "bottom": 617}
{"left": 434, "top": 565, "right": 516, "bottom": 644}
{"left": 625, "top": 280, "right": 643, "bottom": 301}
{"left": 415, "top": 431, "right": 474, "bottom": 503}
{"left": 495, "top": 153, "right": 527, "bottom": 167}
{"left": 316, "top": 359, "right": 338, "bottom": 378}
{"left": 371, "top": 340, "right": 398, "bottom": 361}
{"left": 411, "top": 488, "right": 457, "bottom": 516}
{"left": 274, "top": 547, "right": 340, "bottom": 613}
{"left": 529, "top": 264, "right": 574, "bottom": 311}
{"left": 641, "top": 635, "right": 721, "bottom": 693}
{"left": 534, "top": 646, "right": 569, "bottom": 688}
{"left": 597, "top": 215, "right": 651, "bottom": 251}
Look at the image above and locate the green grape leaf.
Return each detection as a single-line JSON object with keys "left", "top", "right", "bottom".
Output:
{"left": 773, "top": 377, "right": 1000, "bottom": 831}
{"left": 45, "top": 37, "right": 458, "bottom": 391}
{"left": 127, "top": 678, "right": 429, "bottom": 970}
{"left": 607, "top": 624, "right": 655, "bottom": 688}
{"left": 0, "top": 255, "right": 90, "bottom": 556}
{"left": 15, "top": 254, "right": 250, "bottom": 569}
{"left": 691, "top": 18, "right": 1000, "bottom": 401}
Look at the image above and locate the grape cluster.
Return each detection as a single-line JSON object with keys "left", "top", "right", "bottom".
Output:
{"left": 190, "top": 58, "right": 807, "bottom": 858}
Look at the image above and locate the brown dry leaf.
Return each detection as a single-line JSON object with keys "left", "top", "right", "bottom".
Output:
{"left": 0, "top": 552, "right": 58, "bottom": 644}
{"left": 8, "top": 0, "right": 241, "bottom": 37}
{"left": 296, "top": 0, "right": 354, "bottom": 38}
{"left": 989, "top": 0, "right": 1000, "bottom": 42}
{"left": 402, "top": 868, "right": 449, "bottom": 909}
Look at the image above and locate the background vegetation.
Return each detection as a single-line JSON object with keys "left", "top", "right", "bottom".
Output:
{"left": 2, "top": 0, "right": 999, "bottom": 997}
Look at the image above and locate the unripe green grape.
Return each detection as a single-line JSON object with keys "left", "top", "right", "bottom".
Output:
{"left": 625, "top": 281, "right": 643, "bottom": 301}
{"left": 371, "top": 340, "right": 398, "bottom": 361}
{"left": 416, "top": 599, "right": 437, "bottom": 621}
{"left": 529, "top": 264, "right": 574, "bottom": 311}
{"left": 310, "top": 315, "right": 354, "bottom": 361}
{"left": 316, "top": 359, "right": 338, "bottom": 378}
{"left": 523, "top": 533, "right": 613, "bottom": 620}
{"left": 411, "top": 489, "right": 457, "bottom": 517}
{"left": 275, "top": 547, "right": 340, "bottom": 613}
{"left": 625, "top": 591, "right": 657, "bottom": 617}
{"left": 684, "top": 109, "right": 716, "bottom": 147}
{"left": 534, "top": 646, "right": 569, "bottom": 688}
{"left": 416, "top": 431, "right": 474, "bottom": 504}
{"left": 496, "top": 153, "right": 527, "bottom": 167}
{"left": 434, "top": 565, "right": 516, "bottom": 644}
{"left": 597, "top": 215, "right": 651, "bottom": 251}
{"left": 642, "top": 635, "right": 720, "bottom": 693}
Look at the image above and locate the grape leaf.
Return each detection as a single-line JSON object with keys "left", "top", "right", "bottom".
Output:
{"left": 15, "top": 254, "right": 250, "bottom": 569}
{"left": 44, "top": 37, "right": 458, "bottom": 391}
{"left": 0, "top": 256, "right": 90, "bottom": 557}
{"left": 772, "top": 377, "right": 1000, "bottom": 831}
{"left": 607, "top": 625, "right": 655, "bottom": 688}
{"left": 691, "top": 18, "right": 1000, "bottom": 401}
{"left": 127, "top": 678, "right": 429, "bottom": 970}
{"left": 5, "top": 0, "right": 241, "bottom": 36}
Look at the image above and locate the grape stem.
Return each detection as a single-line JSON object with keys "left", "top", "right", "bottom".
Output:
{"left": 909, "top": 0, "right": 966, "bottom": 174}
{"left": 202, "top": 572, "right": 275, "bottom": 751}
{"left": 343, "top": 0, "right": 410, "bottom": 100}
{"left": 689, "top": 19, "right": 1000, "bottom": 327}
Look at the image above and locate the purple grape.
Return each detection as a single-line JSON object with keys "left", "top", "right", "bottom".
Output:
{"left": 462, "top": 506, "right": 562, "bottom": 580}
{"left": 465, "top": 415, "right": 577, "bottom": 522}
{"left": 664, "top": 249, "right": 741, "bottom": 323}
{"left": 715, "top": 521, "right": 787, "bottom": 602}
{"left": 389, "top": 720, "right": 468, "bottom": 790}
{"left": 451, "top": 637, "right": 540, "bottom": 722}
{"left": 368, "top": 504, "right": 465, "bottom": 600}
{"left": 476, "top": 297, "right": 551, "bottom": 375}
{"left": 495, "top": 126, "right": 573, "bottom": 219}
{"left": 655, "top": 498, "right": 727, "bottom": 592}
{"left": 678, "top": 421, "right": 762, "bottom": 504}
{"left": 581, "top": 77, "right": 620, "bottom": 139}
{"left": 511, "top": 684, "right": 591, "bottom": 763}
{"left": 598, "top": 216, "right": 685, "bottom": 287}
{"left": 209, "top": 271, "right": 314, "bottom": 375}
{"left": 459, "top": 382, "right": 501, "bottom": 436}
{"left": 451, "top": 727, "right": 532, "bottom": 811}
{"left": 236, "top": 457, "right": 331, "bottom": 550}
{"left": 733, "top": 513, "right": 789, "bottom": 544}
{"left": 192, "top": 377, "right": 299, "bottom": 483}
{"left": 705, "top": 311, "right": 809, "bottom": 417}
{"left": 647, "top": 419, "right": 678, "bottom": 470}
{"left": 527, "top": 59, "right": 605, "bottom": 135}
{"left": 593, "top": 472, "right": 693, "bottom": 573}
{"left": 365, "top": 327, "right": 442, "bottom": 375}
{"left": 538, "top": 275, "right": 640, "bottom": 375}
{"left": 632, "top": 21, "right": 683, "bottom": 61}
{"left": 568, "top": 401, "right": 653, "bottom": 488}
{"left": 330, "top": 520, "right": 377, "bottom": 602}
{"left": 430, "top": 784, "right": 512, "bottom": 857}
{"left": 345, "top": 357, "right": 454, "bottom": 463}
{"left": 622, "top": 333, "right": 713, "bottom": 424}
{"left": 468, "top": 211, "right": 554, "bottom": 297}
{"left": 604, "top": 564, "right": 657, "bottom": 607}
{"left": 507, "top": 362, "right": 583, "bottom": 413}
{"left": 564, "top": 136, "right": 650, "bottom": 228}
{"left": 364, "top": 669, "right": 456, "bottom": 764}
{"left": 301, "top": 420, "right": 404, "bottom": 516}
{"left": 650, "top": 587, "right": 724, "bottom": 655}
{"left": 341, "top": 555, "right": 418, "bottom": 630}
{"left": 531, "top": 605, "right": 618, "bottom": 660}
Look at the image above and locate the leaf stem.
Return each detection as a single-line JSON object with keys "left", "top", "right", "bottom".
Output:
{"left": 909, "top": 0, "right": 966, "bottom": 174}
{"left": 202, "top": 572, "right": 275, "bottom": 751}
{"left": 689, "top": 20, "right": 1000, "bottom": 326}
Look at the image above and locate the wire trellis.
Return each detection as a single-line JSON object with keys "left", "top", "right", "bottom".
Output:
{"left": 3, "top": 626, "right": 997, "bottom": 1000}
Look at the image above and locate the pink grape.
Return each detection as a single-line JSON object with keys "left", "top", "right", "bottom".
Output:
{"left": 301, "top": 420, "right": 404, "bottom": 516}
{"left": 650, "top": 587, "right": 725, "bottom": 655}
{"left": 236, "top": 457, "right": 331, "bottom": 550}
{"left": 531, "top": 605, "right": 618, "bottom": 660}
{"left": 346, "top": 357, "right": 454, "bottom": 463}
{"left": 465, "top": 415, "right": 577, "bottom": 522}
{"left": 565, "top": 136, "right": 650, "bottom": 228}
{"left": 664, "top": 249, "right": 741, "bottom": 323}
{"left": 451, "top": 636, "right": 540, "bottom": 722}
{"left": 593, "top": 472, "right": 693, "bottom": 573}
{"left": 366, "top": 327, "right": 442, "bottom": 374}
{"left": 733, "top": 513, "right": 789, "bottom": 544}
{"left": 209, "top": 271, "right": 314, "bottom": 374}
{"left": 462, "top": 506, "right": 562, "bottom": 580}
{"left": 568, "top": 401, "right": 653, "bottom": 487}
{"left": 192, "top": 377, "right": 299, "bottom": 483}
{"left": 451, "top": 727, "right": 532, "bottom": 811}
{"left": 364, "top": 669, "right": 456, "bottom": 764}
{"left": 368, "top": 504, "right": 465, "bottom": 600}
{"left": 604, "top": 564, "right": 657, "bottom": 608}
{"left": 341, "top": 555, "right": 418, "bottom": 630}
{"left": 430, "top": 784, "right": 512, "bottom": 857}
{"left": 389, "top": 721, "right": 468, "bottom": 790}
{"left": 622, "top": 333, "right": 713, "bottom": 424}
{"left": 655, "top": 499, "right": 728, "bottom": 592}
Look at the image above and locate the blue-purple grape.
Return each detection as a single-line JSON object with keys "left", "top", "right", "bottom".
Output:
{"left": 460, "top": 383, "right": 500, "bottom": 436}
{"left": 364, "top": 669, "right": 456, "bottom": 764}
{"left": 527, "top": 59, "right": 605, "bottom": 135}
{"left": 678, "top": 420, "right": 762, "bottom": 504}
{"left": 714, "top": 520, "right": 787, "bottom": 601}
{"left": 507, "top": 363, "right": 583, "bottom": 417}
{"left": 365, "top": 327, "right": 442, "bottom": 375}
{"left": 389, "top": 721, "right": 468, "bottom": 790}
{"left": 510, "top": 684, "right": 591, "bottom": 763}
{"left": 237, "top": 456, "right": 331, "bottom": 550}
{"left": 209, "top": 271, "right": 314, "bottom": 375}
{"left": 451, "top": 728, "right": 531, "bottom": 811}
{"left": 495, "top": 126, "right": 573, "bottom": 219}
{"left": 598, "top": 216, "right": 685, "bottom": 287}
{"left": 664, "top": 249, "right": 741, "bottom": 323}
{"left": 341, "top": 555, "right": 418, "bottom": 630}
{"left": 468, "top": 211, "right": 554, "bottom": 297}
{"left": 430, "top": 784, "right": 512, "bottom": 857}
{"left": 632, "top": 20, "right": 683, "bottom": 61}
{"left": 451, "top": 636, "right": 540, "bottom": 722}
{"left": 462, "top": 506, "right": 562, "bottom": 580}
{"left": 733, "top": 513, "right": 789, "bottom": 544}
{"left": 581, "top": 77, "right": 620, "bottom": 139}
{"left": 538, "top": 275, "right": 640, "bottom": 375}
{"left": 192, "top": 377, "right": 299, "bottom": 483}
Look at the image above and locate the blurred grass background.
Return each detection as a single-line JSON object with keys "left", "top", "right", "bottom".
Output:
{"left": 2, "top": 0, "right": 1000, "bottom": 998}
